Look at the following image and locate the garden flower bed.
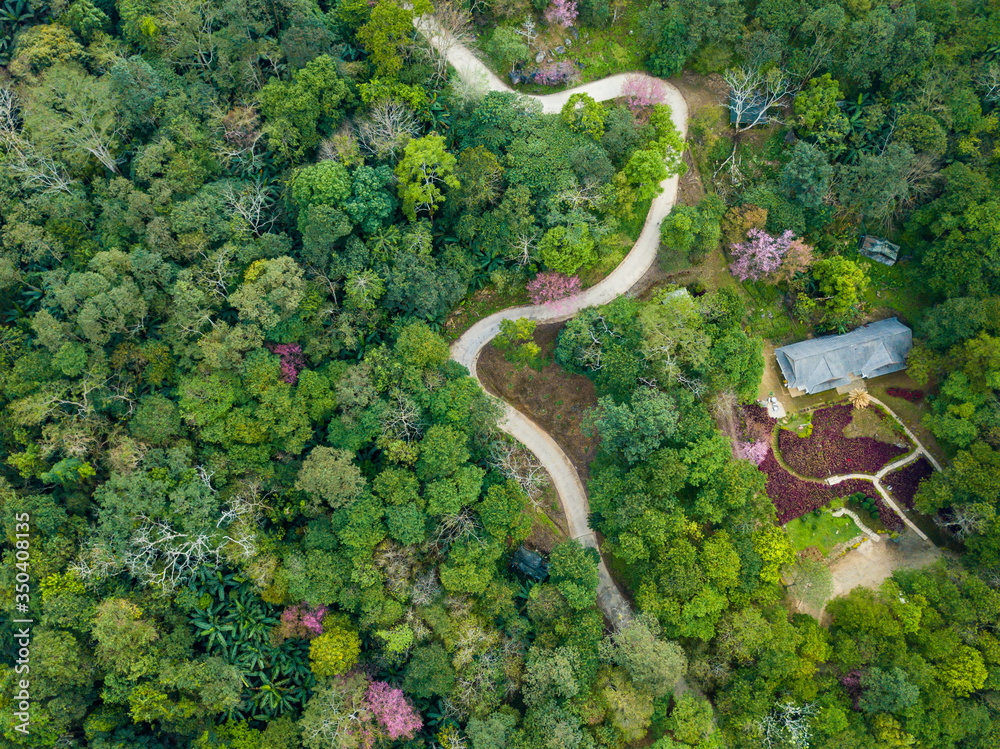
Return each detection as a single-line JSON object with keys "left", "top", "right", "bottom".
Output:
{"left": 883, "top": 457, "right": 935, "bottom": 510}
{"left": 740, "top": 406, "right": 830, "bottom": 523}
{"left": 777, "top": 405, "right": 910, "bottom": 478}
{"left": 758, "top": 446, "right": 834, "bottom": 523}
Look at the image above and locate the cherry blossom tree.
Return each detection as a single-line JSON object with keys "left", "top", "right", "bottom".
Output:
{"left": 527, "top": 272, "right": 581, "bottom": 305}
{"left": 729, "top": 229, "right": 796, "bottom": 282}
{"left": 365, "top": 681, "right": 423, "bottom": 741}
{"left": 544, "top": 0, "right": 578, "bottom": 27}
{"left": 266, "top": 343, "right": 306, "bottom": 384}
{"left": 738, "top": 440, "right": 769, "bottom": 466}
{"left": 622, "top": 75, "right": 668, "bottom": 118}
{"left": 276, "top": 603, "right": 328, "bottom": 642}
{"left": 535, "top": 62, "right": 577, "bottom": 86}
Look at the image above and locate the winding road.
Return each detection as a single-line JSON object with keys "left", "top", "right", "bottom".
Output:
{"left": 420, "top": 19, "right": 690, "bottom": 621}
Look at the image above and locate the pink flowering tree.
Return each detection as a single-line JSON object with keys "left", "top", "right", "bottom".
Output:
{"left": 527, "top": 272, "right": 581, "bottom": 305}
{"left": 266, "top": 342, "right": 306, "bottom": 384}
{"left": 365, "top": 681, "right": 423, "bottom": 741}
{"left": 737, "top": 440, "right": 769, "bottom": 466}
{"left": 729, "top": 229, "right": 796, "bottom": 282}
{"left": 622, "top": 75, "right": 668, "bottom": 118}
{"left": 275, "top": 603, "right": 327, "bottom": 642}
{"left": 544, "top": 0, "right": 577, "bottom": 27}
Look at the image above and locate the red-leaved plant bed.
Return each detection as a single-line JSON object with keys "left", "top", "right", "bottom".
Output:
{"left": 886, "top": 387, "right": 924, "bottom": 403}
{"left": 883, "top": 457, "right": 934, "bottom": 510}
{"left": 759, "top": 446, "right": 834, "bottom": 523}
{"left": 778, "top": 406, "right": 909, "bottom": 478}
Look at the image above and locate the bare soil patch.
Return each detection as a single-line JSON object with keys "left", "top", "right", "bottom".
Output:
{"left": 790, "top": 532, "right": 944, "bottom": 623}
{"left": 478, "top": 321, "right": 600, "bottom": 481}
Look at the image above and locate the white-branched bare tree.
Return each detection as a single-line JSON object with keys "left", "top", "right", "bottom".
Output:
{"left": 724, "top": 66, "right": 795, "bottom": 132}
{"left": 488, "top": 439, "right": 549, "bottom": 504}
{"left": 755, "top": 702, "right": 816, "bottom": 748}
{"left": 0, "top": 83, "right": 76, "bottom": 195}
{"left": 72, "top": 472, "right": 269, "bottom": 592}
{"left": 978, "top": 63, "right": 1000, "bottom": 102}
{"left": 381, "top": 390, "right": 425, "bottom": 442}
{"left": 418, "top": 0, "right": 475, "bottom": 84}
{"left": 222, "top": 179, "right": 277, "bottom": 235}
{"left": 357, "top": 100, "right": 420, "bottom": 160}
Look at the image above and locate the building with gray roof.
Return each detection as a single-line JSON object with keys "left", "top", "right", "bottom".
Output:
{"left": 775, "top": 318, "right": 912, "bottom": 395}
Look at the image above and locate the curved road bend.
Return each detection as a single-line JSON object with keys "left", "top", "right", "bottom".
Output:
{"left": 419, "top": 18, "right": 690, "bottom": 622}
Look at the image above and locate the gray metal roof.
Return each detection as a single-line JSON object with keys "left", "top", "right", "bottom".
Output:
{"left": 775, "top": 318, "right": 912, "bottom": 395}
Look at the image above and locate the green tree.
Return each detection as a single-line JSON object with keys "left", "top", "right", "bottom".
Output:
{"left": 485, "top": 27, "right": 529, "bottom": 72}
{"left": 403, "top": 642, "right": 456, "bottom": 698}
{"left": 309, "top": 624, "right": 362, "bottom": 677}
{"left": 539, "top": 224, "right": 597, "bottom": 274}
{"left": 859, "top": 667, "right": 920, "bottom": 714}
{"left": 793, "top": 74, "right": 849, "bottom": 150}
{"left": 603, "top": 612, "right": 687, "bottom": 697}
{"left": 780, "top": 141, "right": 832, "bottom": 212}
{"left": 257, "top": 55, "right": 349, "bottom": 162}
{"left": 812, "top": 255, "right": 870, "bottom": 327}
{"left": 587, "top": 388, "right": 680, "bottom": 464}
{"left": 561, "top": 93, "right": 606, "bottom": 140}
{"left": 548, "top": 540, "right": 600, "bottom": 610}
{"left": 356, "top": 0, "right": 432, "bottom": 79}
{"left": 296, "top": 447, "right": 367, "bottom": 512}
{"left": 395, "top": 133, "right": 460, "bottom": 221}
{"left": 130, "top": 394, "right": 182, "bottom": 445}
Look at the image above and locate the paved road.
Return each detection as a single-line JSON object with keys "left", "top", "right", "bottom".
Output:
{"left": 418, "top": 18, "right": 689, "bottom": 622}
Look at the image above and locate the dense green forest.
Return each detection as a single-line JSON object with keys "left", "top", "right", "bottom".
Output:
{"left": 1, "top": 0, "right": 999, "bottom": 747}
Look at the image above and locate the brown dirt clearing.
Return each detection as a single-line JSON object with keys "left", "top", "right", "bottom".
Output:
{"left": 478, "top": 321, "right": 600, "bottom": 482}
{"left": 790, "top": 531, "right": 946, "bottom": 623}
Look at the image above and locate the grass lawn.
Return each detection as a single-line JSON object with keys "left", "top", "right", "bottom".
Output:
{"left": 786, "top": 510, "right": 857, "bottom": 556}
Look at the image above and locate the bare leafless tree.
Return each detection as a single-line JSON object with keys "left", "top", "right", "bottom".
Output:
{"left": 418, "top": 0, "right": 476, "bottom": 84}
{"left": 381, "top": 390, "right": 424, "bottom": 442}
{"left": 319, "top": 123, "right": 364, "bottom": 167}
{"left": 214, "top": 105, "right": 266, "bottom": 174}
{"left": 412, "top": 568, "right": 443, "bottom": 605}
{"left": 515, "top": 18, "right": 538, "bottom": 46}
{"left": 488, "top": 439, "right": 549, "bottom": 502}
{"left": 724, "top": 66, "right": 795, "bottom": 132}
{"left": 979, "top": 63, "right": 1000, "bottom": 103}
{"left": 755, "top": 702, "right": 816, "bottom": 749}
{"left": 222, "top": 179, "right": 277, "bottom": 235}
{"left": 507, "top": 230, "right": 539, "bottom": 267}
{"left": 356, "top": 100, "right": 420, "bottom": 160}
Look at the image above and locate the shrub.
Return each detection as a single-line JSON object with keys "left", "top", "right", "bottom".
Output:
{"left": 777, "top": 406, "right": 909, "bottom": 478}
{"left": 884, "top": 457, "right": 934, "bottom": 510}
